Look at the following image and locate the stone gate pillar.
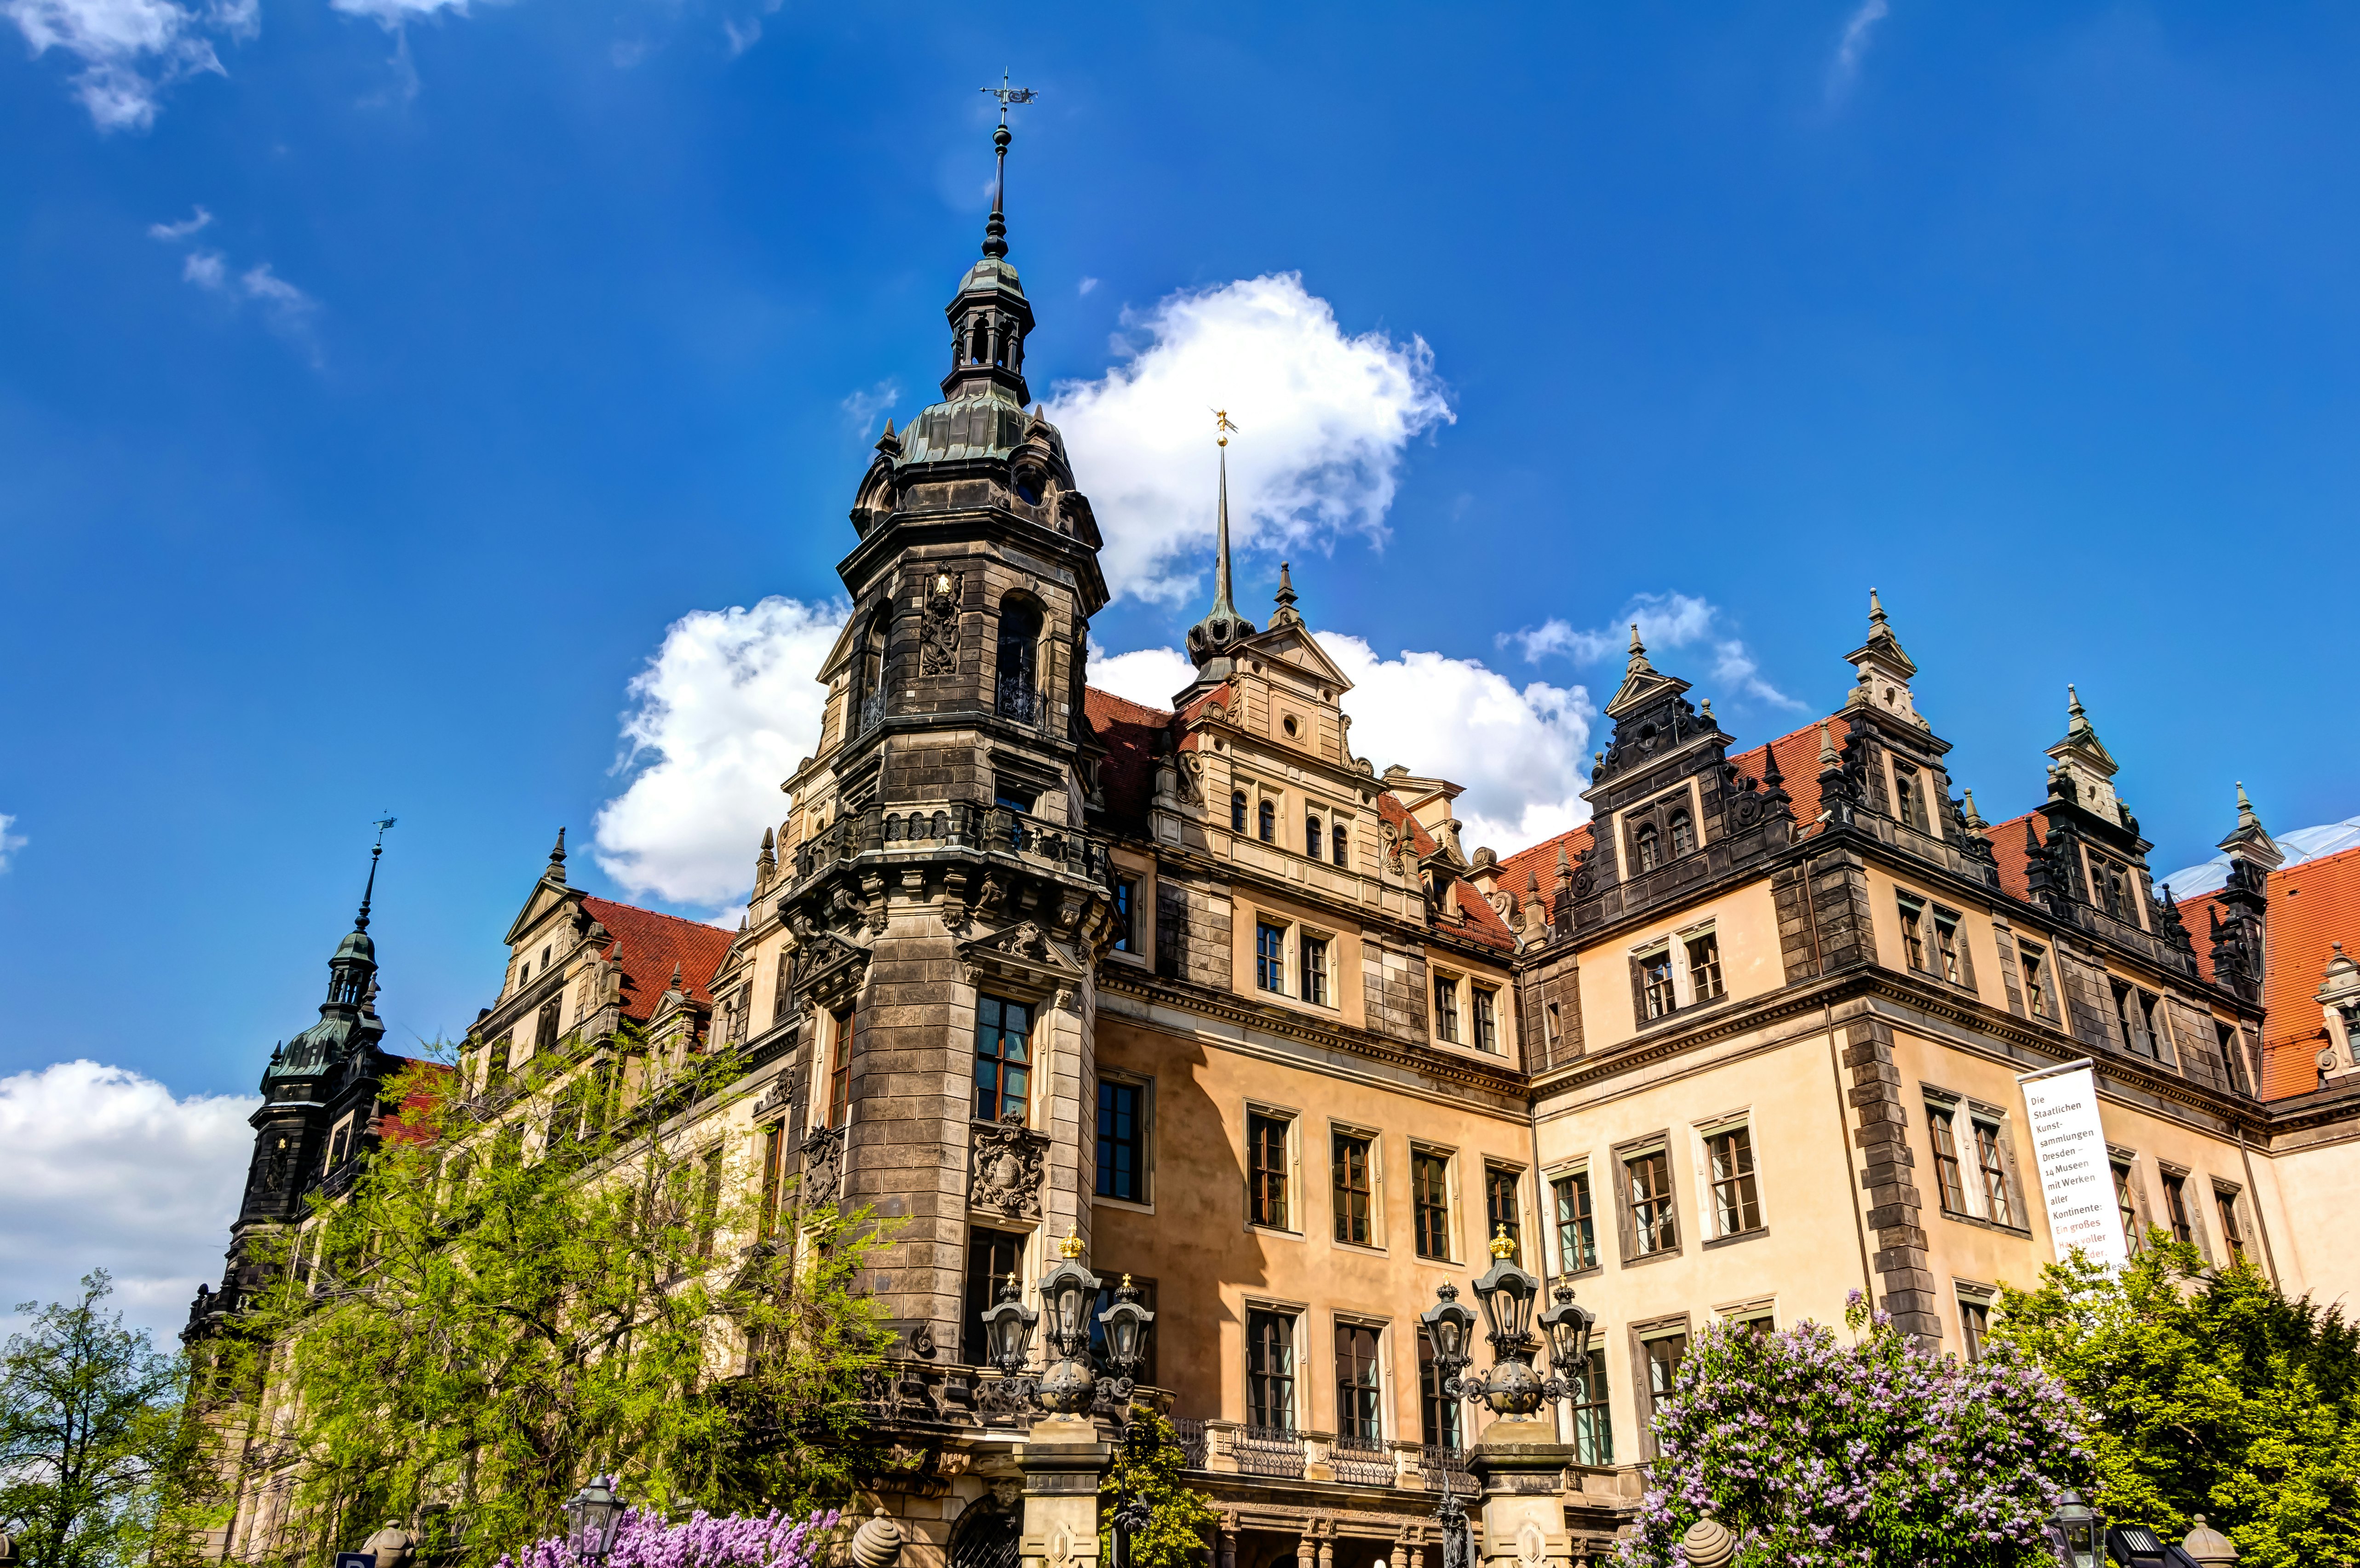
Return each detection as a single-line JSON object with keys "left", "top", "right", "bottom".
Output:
{"left": 1466, "top": 1417, "right": 1574, "bottom": 1568}
{"left": 1015, "top": 1414, "right": 1110, "bottom": 1568}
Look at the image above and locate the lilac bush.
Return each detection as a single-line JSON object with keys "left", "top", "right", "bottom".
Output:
{"left": 499, "top": 1506, "right": 842, "bottom": 1568}
{"left": 1612, "top": 1295, "right": 2090, "bottom": 1568}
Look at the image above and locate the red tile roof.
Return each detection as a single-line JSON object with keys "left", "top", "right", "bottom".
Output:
{"left": 1449, "top": 879, "right": 1517, "bottom": 950}
{"left": 1983, "top": 811, "right": 2044, "bottom": 904}
{"left": 2168, "top": 843, "right": 2360, "bottom": 1100}
{"left": 1490, "top": 825, "right": 1594, "bottom": 927}
{"left": 1085, "top": 686, "right": 1171, "bottom": 833}
{"left": 580, "top": 895, "right": 735, "bottom": 1022}
{"left": 1730, "top": 720, "right": 1831, "bottom": 833}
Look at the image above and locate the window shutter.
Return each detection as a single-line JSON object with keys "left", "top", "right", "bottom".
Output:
{"left": 1628, "top": 957, "right": 1650, "bottom": 1028}
{"left": 1955, "top": 924, "right": 1978, "bottom": 989}
{"left": 1155, "top": 884, "right": 1187, "bottom": 979}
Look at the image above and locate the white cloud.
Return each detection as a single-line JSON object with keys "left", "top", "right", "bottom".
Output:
{"left": 1090, "top": 636, "right": 1595, "bottom": 855}
{"left": 841, "top": 379, "right": 900, "bottom": 435}
{"left": 4, "top": 0, "right": 254, "bottom": 131}
{"left": 0, "top": 812, "right": 24, "bottom": 872}
{"left": 147, "top": 204, "right": 211, "bottom": 241}
{"left": 1078, "top": 276, "right": 1100, "bottom": 297}
{"left": 722, "top": 0, "right": 778, "bottom": 56}
{"left": 182, "top": 248, "right": 226, "bottom": 289}
{"left": 0, "top": 1061, "right": 258, "bottom": 1345}
{"left": 174, "top": 246, "right": 322, "bottom": 365}
{"left": 1505, "top": 590, "right": 1802, "bottom": 711}
{"left": 592, "top": 596, "right": 849, "bottom": 910}
{"left": 1044, "top": 273, "right": 1453, "bottom": 606}
{"left": 330, "top": 0, "right": 471, "bottom": 23}
{"left": 1827, "top": 0, "right": 1889, "bottom": 101}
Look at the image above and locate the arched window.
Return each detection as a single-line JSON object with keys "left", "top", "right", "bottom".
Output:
{"left": 1258, "top": 799, "right": 1276, "bottom": 843}
{"left": 855, "top": 612, "right": 887, "bottom": 734}
{"left": 1231, "top": 790, "right": 1248, "bottom": 833}
{"left": 1635, "top": 823, "right": 1660, "bottom": 874}
{"left": 995, "top": 598, "right": 1042, "bottom": 721}
{"left": 1331, "top": 824, "right": 1348, "bottom": 867}
{"left": 1305, "top": 814, "right": 1323, "bottom": 860}
{"left": 969, "top": 319, "right": 988, "bottom": 366}
{"left": 1669, "top": 810, "right": 1694, "bottom": 858}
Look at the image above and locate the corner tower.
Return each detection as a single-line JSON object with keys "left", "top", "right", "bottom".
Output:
{"left": 760, "top": 99, "right": 1120, "bottom": 1359}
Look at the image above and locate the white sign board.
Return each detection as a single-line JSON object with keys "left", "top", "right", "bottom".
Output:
{"left": 2019, "top": 1064, "right": 2127, "bottom": 1269}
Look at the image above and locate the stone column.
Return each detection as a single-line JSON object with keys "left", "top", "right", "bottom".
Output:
{"left": 1466, "top": 1417, "right": 1575, "bottom": 1568}
{"left": 1015, "top": 1415, "right": 1110, "bottom": 1568}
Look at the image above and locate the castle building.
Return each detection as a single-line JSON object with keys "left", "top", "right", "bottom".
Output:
{"left": 192, "top": 121, "right": 2360, "bottom": 1567}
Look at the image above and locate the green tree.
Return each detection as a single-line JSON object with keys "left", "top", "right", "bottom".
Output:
{"left": 1098, "top": 1408, "right": 1217, "bottom": 1568}
{"left": 1992, "top": 1240, "right": 2360, "bottom": 1568}
{"left": 0, "top": 1271, "right": 186, "bottom": 1568}
{"left": 207, "top": 1055, "right": 893, "bottom": 1568}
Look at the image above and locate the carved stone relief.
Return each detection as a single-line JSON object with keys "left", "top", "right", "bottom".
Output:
{"left": 921, "top": 571, "right": 964, "bottom": 676}
{"left": 969, "top": 1112, "right": 1050, "bottom": 1221}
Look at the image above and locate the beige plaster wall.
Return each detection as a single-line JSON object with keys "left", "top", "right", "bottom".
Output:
{"left": 1575, "top": 880, "right": 1788, "bottom": 1056}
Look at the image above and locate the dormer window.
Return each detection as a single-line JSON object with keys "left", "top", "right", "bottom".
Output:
{"left": 1894, "top": 764, "right": 1931, "bottom": 832}
{"left": 1669, "top": 811, "right": 1694, "bottom": 858}
{"left": 1634, "top": 823, "right": 1661, "bottom": 874}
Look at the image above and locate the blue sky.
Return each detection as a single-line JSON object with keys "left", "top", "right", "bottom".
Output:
{"left": 6, "top": 0, "right": 2360, "bottom": 1143}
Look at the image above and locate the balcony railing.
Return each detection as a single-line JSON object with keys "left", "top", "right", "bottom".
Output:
{"left": 1171, "top": 1417, "right": 1209, "bottom": 1470}
{"left": 1420, "top": 1442, "right": 1480, "bottom": 1496}
{"left": 1331, "top": 1434, "right": 1394, "bottom": 1488}
{"left": 1236, "top": 1424, "right": 1307, "bottom": 1479}
{"left": 788, "top": 801, "right": 1115, "bottom": 888}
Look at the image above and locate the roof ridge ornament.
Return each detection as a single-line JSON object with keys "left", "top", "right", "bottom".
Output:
{"left": 978, "top": 72, "right": 1038, "bottom": 261}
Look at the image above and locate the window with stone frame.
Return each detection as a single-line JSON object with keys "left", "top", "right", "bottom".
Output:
{"left": 1552, "top": 1168, "right": 1598, "bottom": 1271}
{"left": 1154, "top": 883, "right": 1186, "bottom": 979}
{"left": 1110, "top": 876, "right": 1139, "bottom": 953}
{"left": 1248, "top": 1111, "right": 1292, "bottom": 1230}
{"left": 1258, "top": 798, "right": 1276, "bottom": 843}
{"left": 1636, "top": 944, "right": 1676, "bottom": 1021}
{"left": 2138, "top": 990, "right": 2177, "bottom": 1068}
{"left": 972, "top": 996, "right": 1032, "bottom": 1124}
{"left": 1634, "top": 1322, "right": 1689, "bottom": 1459}
{"left": 1669, "top": 809, "right": 1695, "bottom": 857}
{"left": 1568, "top": 1348, "right": 1612, "bottom": 1465}
{"left": 1620, "top": 1142, "right": 1679, "bottom": 1258}
{"left": 1957, "top": 1287, "right": 1994, "bottom": 1362}
{"left": 2162, "top": 1169, "right": 2196, "bottom": 1247}
{"left": 1898, "top": 893, "right": 1930, "bottom": 972}
{"left": 826, "top": 1009, "right": 855, "bottom": 1127}
{"left": 1230, "top": 790, "right": 1248, "bottom": 833}
{"left": 1893, "top": 762, "right": 1933, "bottom": 832}
{"left": 2113, "top": 1157, "right": 2143, "bottom": 1253}
{"left": 1412, "top": 1149, "right": 1452, "bottom": 1259}
{"left": 1433, "top": 973, "right": 1463, "bottom": 1042}
{"left": 1633, "top": 822, "right": 1661, "bottom": 873}
{"left": 1972, "top": 1115, "right": 2015, "bottom": 1226}
{"left": 2020, "top": 942, "right": 2051, "bottom": 1019}
{"left": 2087, "top": 850, "right": 2133, "bottom": 921}
{"left": 1333, "top": 1319, "right": 1384, "bottom": 1442}
{"left": 1332, "top": 1130, "right": 1375, "bottom": 1246}
{"left": 1097, "top": 1078, "right": 1147, "bottom": 1203}
{"left": 1685, "top": 930, "right": 1725, "bottom": 1001}
{"left": 2214, "top": 1185, "right": 2248, "bottom": 1265}
{"left": 1704, "top": 1121, "right": 1763, "bottom": 1237}
{"left": 1485, "top": 1165, "right": 1522, "bottom": 1259}
{"left": 994, "top": 597, "right": 1042, "bottom": 721}
{"left": 485, "top": 1034, "right": 512, "bottom": 1094}
{"left": 1299, "top": 934, "right": 1331, "bottom": 1007}
{"left": 1472, "top": 984, "right": 1500, "bottom": 1053}
{"left": 961, "top": 1228, "right": 1026, "bottom": 1365}
{"left": 757, "top": 1120, "right": 789, "bottom": 1239}
{"left": 536, "top": 996, "right": 563, "bottom": 1050}
{"left": 1246, "top": 1308, "right": 1298, "bottom": 1431}
{"left": 1418, "top": 1335, "right": 1464, "bottom": 1451}
{"left": 1330, "top": 822, "right": 1349, "bottom": 867}
{"left": 1928, "top": 1103, "right": 1970, "bottom": 1215}
{"left": 1305, "top": 813, "right": 1323, "bottom": 861}
{"left": 1256, "top": 920, "right": 1287, "bottom": 993}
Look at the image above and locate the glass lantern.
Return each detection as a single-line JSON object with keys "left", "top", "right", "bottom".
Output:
{"left": 562, "top": 1476, "right": 625, "bottom": 1562}
{"left": 2049, "top": 1489, "right": 2102, "bottom": 1568}
{"left": 1035, "top": 1228, "right": 1102, "bottom": 1360}
{"left": 1419, "top": 1283, "right": 1477, "bottom": 1372}
{"left": 1537, "top": 1281, "right": 1595, "bottom": 1373}
{"left": 979, "top": 1271, "right": 1039, "bottom": 1376}
{"left": 1096, "top": 1275, "right": 1154, "bottom": 1378}
{"left": 1470, "top": 1226, "right": 1542, "bottom": 1348}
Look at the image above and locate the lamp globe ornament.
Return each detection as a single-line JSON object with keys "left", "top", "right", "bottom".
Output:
{"left": 977, "top": 1225, "right": 1127, "bottom": 1417}
{"left": 1417, "top": 1226, "right": 1593, "bottom": 1415}
{"left": 2047, "top": 1488, "right": 2101, "bottom": 1568}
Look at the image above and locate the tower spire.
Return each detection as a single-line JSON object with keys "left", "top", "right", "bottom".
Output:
{"left": 980, "top": 72, "right": 1037, "bottom": 261}
{"left": 1183, "top": 411, "right": 1256, "bottom": 673}
{"left": 356, "top": 815, "right": 395, "bottom": 933}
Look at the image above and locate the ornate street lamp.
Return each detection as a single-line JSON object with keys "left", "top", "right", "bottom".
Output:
{"left": 1034, "top": 1227, "right": 1103, "bottom": 1414}
{"left": 1096, "top": 1274, "right": 1154, "bottom": 1399}
{"left": 562, "top": 1477, "right": 626, "bottom": 1563}
{"left": 981, "top": 1271, "right": 1041, "bottom": 1383}
{"left": 1418, "top": 1227, "right": 1593, "bottom": 1416}
{"left": 2047, "top": 1489, "right": 2101, "bottom": 1568}
{"left": 977, "top": 1226, "right": 1116, "bottom": 1418}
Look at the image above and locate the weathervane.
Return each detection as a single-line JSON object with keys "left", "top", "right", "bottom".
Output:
{"left": 977, "top": 72, "right": 1038, "bottom": 259}
{"left": 1213, "top": 408, "right": 1239, "bottom": 447}
{"left": 356, "top": 814, "right": 396, "bottom": 931}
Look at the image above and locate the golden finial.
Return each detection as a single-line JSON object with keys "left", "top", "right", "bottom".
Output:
{"left": 1122, "top": 1273, "right": 1134, "bottom": 1288}
{"left": 1488, "top": 1224, "right": 1517, "bottom": 1260}
{"left": 1059, "top": 1224, "right": 1084, "bottom": 1259}
{"left": 1006, "top": 1270, "right": 1022, "bottom": 1288}
{"left": 1212, "top": 408, "right": 1238, "bottom": 448}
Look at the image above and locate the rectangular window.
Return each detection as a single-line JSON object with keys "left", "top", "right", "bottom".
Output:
{"left": 1928, "top": 1104, "right": 1969, "bottom": 1215}
{"left": 1705, "top": 1124, "right": 1763, "bottom": 1237}
{"left": 1333, "top": 1321, "right": 1382, "bottom": 1441}
{"left": 1625, "top": 1147, "right": 1678, "bottom": 1256}
{"left": 1155, "top": 884, "right": 1186, "bottom": 979}
{"left": 961, "top": 1228, "right": 1025, "bottom": 1365}
{"left": 2215, "top": 1188, "right": 2246, "bottom": 1265}
{"left": 1332, "top": 1131, "right": 1374, "bottom": 1246}
{"left": 1300, "top": 935, "right": 1330, "bottom": 1007}
{"left": 1246, "top": 1309, "right": 1297, "bottom": 1431}
{"left": 2141, "top": 991, "right": 2176, "bottom": 1068}
{"left": 1552, "top": 1169, "right": 1598, "bottom": 1271}
{"left": 1686, "top": 931, "right": 1725, "bottom": 1001}
{"left": 536, "top": 996, "right": 563, "bottom": 1050}
{"left": 1958, "top": 1292, "right": 1992, "bottom": 1362}
{"left": 1256, "top": 921, "right": 1287, "bottom": 993}
{"left": 1418, "top": 1334, "right": 1464, "bottom": 1451}
{"left": 1639, "top": 1330, "right": 1688, "bottom": 1454}
{"left": 827, "top": 1010, "right": 854, "bottom": 1128}
{"left": 1485, "top": 1166, "right": 1522, "bottom": 1259}
{"left": 1433, "top": 974, "right": 1462, "bottom": 1042}
{"left": 2021, "top": 944, "right": 2050, "bottom": 1019}
{"left": 1568, "top": 1348, "right": 1612, "bottom": 1465}
{"left": 2113, "top": 1159, "right": 2142, "bottom": 1252}
{"left": 693, "top": 1144, "right": 723, "bottom": 1257}
{"left": 973, "top": 996, "right": 1031, "bottom": 1123}
{"left": 1111, "top": 877, "right": 1138, "bottom": 953}
{"left": 1248, "top": 1113, "right": 1292, "bottom": 1229}
{"left": 2114, "top": 981, "right": 2149, "bottom": 1057}
{"left": 1934, "top": 911, "right": 1966, "bottom": 985}
{"left": 1413, "top": 1150, "right": 1452, "bottom": 1259}
{"left": 1097, "top": 1079, "right": 1145, "bottom": 1203}
{"left": 485, "top": 1035, "right": 512, "bottom": 1093}
{"left": 1898, "top": 894, "right": 1928, "bottom": 971}
{"left": 1638, "top": 946, "right": 1675, "bottom": 1021}
{"left": 1972, "top": 1116, "right": 2015, "bottom": 1226}
{"left": 2163, "top": 1171, "right": 2195, "bottom": 1245}
{"left": 1472, "top": 986, "right": 1499, "bottom": 1053}
{"left": 757, "top": 1122, "right": 787, "bottom": 1238}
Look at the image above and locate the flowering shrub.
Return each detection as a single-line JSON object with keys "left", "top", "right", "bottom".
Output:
{"left": 498, "top": 1506, "right": 842, "bottom": 1568}
{"left": 1613, "top": 1295, "right": 2088, "bottom": 1568}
